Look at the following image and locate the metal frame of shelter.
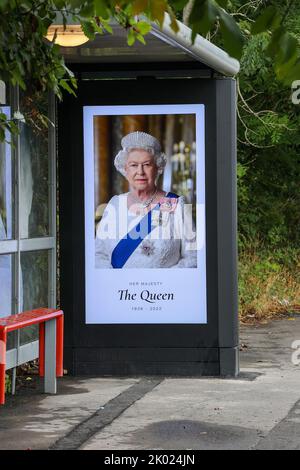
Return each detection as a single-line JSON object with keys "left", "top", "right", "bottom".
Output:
{"left": 0, "top": 89, "right": 57, "bottom": 392}
{"left": 0, "top": 14, "right": 240, "bottom": 382}
{"left": 58, "top": 16, "right": 240, "bottom": 377}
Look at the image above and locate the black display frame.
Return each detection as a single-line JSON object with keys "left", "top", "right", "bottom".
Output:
{"left": 58, "top": 76, "right": 238, "bottom": 376}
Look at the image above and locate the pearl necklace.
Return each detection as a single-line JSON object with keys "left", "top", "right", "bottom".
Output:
{"left": 130, "top": 188, "right": 158, "bottom": 208}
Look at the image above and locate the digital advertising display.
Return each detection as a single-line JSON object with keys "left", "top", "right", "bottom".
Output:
{"left": 83, "top": 104, "right": 207, "bottom": 324}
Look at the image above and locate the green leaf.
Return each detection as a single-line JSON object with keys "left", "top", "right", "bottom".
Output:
{"left": 63, "top": 64, "right": 75, "bottom": 79}
{"left": 267, "top": 27, "right": 298, "bottom": 83}
{"left": 42, "top": 18, "right": 53, "bottom": 30}
{"left": 189, "top": 0, "right": 219, "bottom": 38}
{"left": 0, "top": 0, "right": 8, "bottom": 9}
{"left": 136, "top": 20, "right": 151, "bottom": 35}
{"left": 280, "top": 59, "right": 300, "bottom": 85}
{"left": 93, "top": 22, "right": 104, "bottom": 34}
{"left": 59, "top": 79, "right": 77, "bottom": 97}
{"left": 136, "top": 33, "right": 146, "bottom": 44}
{"left": 101, "top": 20, "right": 113, "bottom": 34}
{"left": 81, "top": 21, "right": 96, "bottom": 40}
{"left": 266, "top": 27, "right": 285, "bottom": 57}
{"left": 277, "top": 33, "right": 298, "bottom": 65}
{"left": 127, "top": 29, "right": 136, "bottom": 46}
{"left": 95, "top": 0, "right": 110, "bottom": 19}
{"left": 252, "top": 6, "right": 281, "bottom": 35}
{"left": 132, "top": 0, "right": 149, "bottom": 15}
{"left": 0, "top": 127, "right": 5, "bottom": 142}
{"left": 215, "top": 0, "right": 228, "bottom": 7}
{"left": 78, "top": 1, "right": 95, "bottom": 18}
{"left": 54, "top": 0, "right": 68, "bottom": 8}
{"left": 9, "top": 121, "right": 19, "bottom": 134}
{"left": 169, "top": 14, "right": 179, "bottom": 33}
{"left": 129, "top": 17, "right": 138, "bottom": 26}
{"left": 69, "top": 0, "right": 86, "bottom": 8}
{"left": 189, "top": 0, "right": 206, "bottom": 24}
{"left": 219, "top": 9, "right": 244, "bottom": 60}
{"left": 150, "top": 0, "right": 168, "bottom": 25}
{"left": 170, "top": 0, "right": 189, "bottom": 11}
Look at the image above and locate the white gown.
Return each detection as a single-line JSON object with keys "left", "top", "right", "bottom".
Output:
{"left": 95, "top": 193, "right": 197, "bottom": 269}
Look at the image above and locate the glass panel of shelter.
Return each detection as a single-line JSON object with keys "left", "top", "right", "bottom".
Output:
{"left": 20, "top": 250, "right": 49, "bottom": 345}
{"left": 19, "top": 89, "right": 50, "bottom": 239}
{"left": 0, "top": 83, "right": 56, "bottom": 369}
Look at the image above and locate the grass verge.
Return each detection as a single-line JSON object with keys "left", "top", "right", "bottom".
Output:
{"left": 239, "top": 243, "right": 300, "bottom": 324}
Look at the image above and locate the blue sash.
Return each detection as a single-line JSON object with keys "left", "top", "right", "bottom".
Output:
{"left": 111, "top": 192, "right": 179, "bottom": 269}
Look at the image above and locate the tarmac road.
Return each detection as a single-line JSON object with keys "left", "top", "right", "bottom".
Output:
{"left": 0, "top": 315, "right": 299, "bottom": 450}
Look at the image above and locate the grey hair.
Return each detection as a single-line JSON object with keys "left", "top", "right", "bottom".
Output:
{"left": 114, "top": 131, "right": 167, "bottom": 177}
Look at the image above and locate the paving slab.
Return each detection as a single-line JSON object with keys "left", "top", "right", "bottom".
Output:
{"left": 0, "top": 377, "right": 138, "bottom": 450}
{"left": 0, "top": 316, "right": 299, "bottom": 450}
{"left": 81, "top": 317, "right": 300, "bottom": 450}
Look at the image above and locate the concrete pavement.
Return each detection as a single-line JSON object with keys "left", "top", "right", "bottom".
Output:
{"left": 0, "top": 316, "right": 299, "bottom": 450}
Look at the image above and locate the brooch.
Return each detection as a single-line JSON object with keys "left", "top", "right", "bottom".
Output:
{"left": 159, "top": 197, "right": 178, "bottom": 213}
{"left": 140, "top": 240, "right": 155, "bottom": 256}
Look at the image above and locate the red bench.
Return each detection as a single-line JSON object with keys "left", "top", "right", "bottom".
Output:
{"left": 0, "top": 308, "right": 64, "bottom": 405}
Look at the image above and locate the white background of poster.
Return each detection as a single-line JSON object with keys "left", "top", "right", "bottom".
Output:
{"left": 84, "top": 104, "right": 207, "bottom": 324}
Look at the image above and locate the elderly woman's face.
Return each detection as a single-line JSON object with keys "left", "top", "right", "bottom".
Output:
{"left": 125, "top": 149, "right": 158, "bottom": 192}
